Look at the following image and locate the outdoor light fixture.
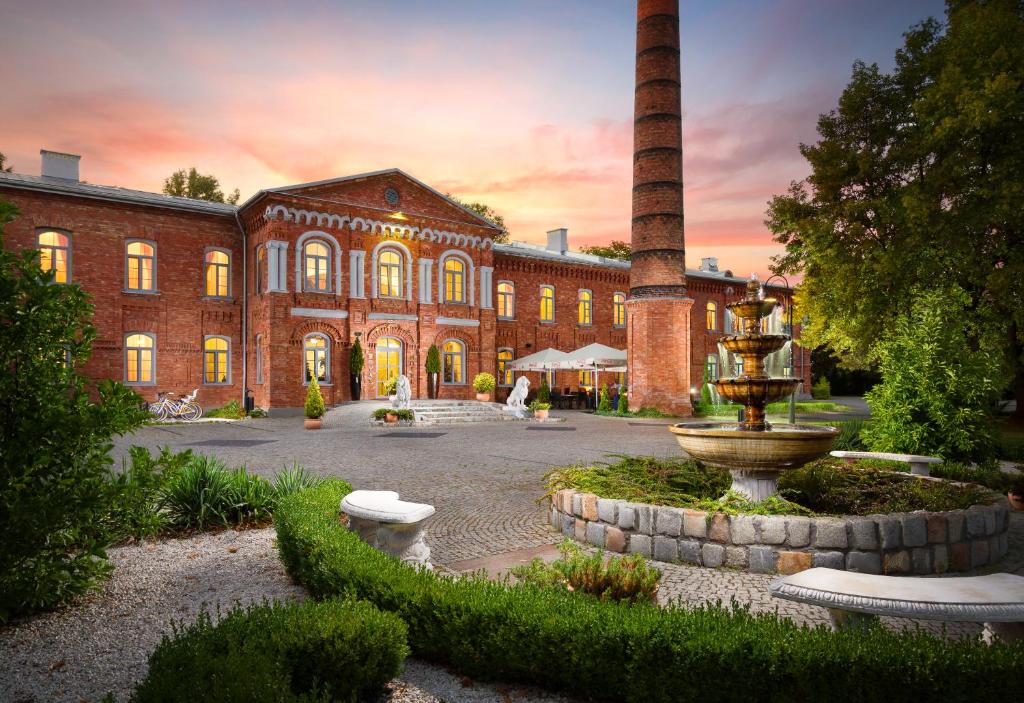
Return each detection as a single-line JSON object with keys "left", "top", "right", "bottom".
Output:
{"left": 389, "top": 211, "right": 409, "bottom": 221}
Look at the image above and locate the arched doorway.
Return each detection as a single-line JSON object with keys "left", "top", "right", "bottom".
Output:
{"left": 376, "top": 337, "right": 402, "bottom": 397}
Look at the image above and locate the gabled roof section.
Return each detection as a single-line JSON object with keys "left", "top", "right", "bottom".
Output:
{"left": 0, "top": 171, "right": 237, "bottom": 216}
{"left": 245, "top": 168, "right": 503, "bottom": 232}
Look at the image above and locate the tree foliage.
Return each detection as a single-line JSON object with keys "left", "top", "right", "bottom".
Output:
{"left": 579, "top": 240, "right": 632, "bottom": 260}
{"left": 445, "top": 194, "right": 508, "bottom": 243}
{"left": 163, "top": 167, "right": 240, "bottom": 204}
{"left": 0, "top": 200, "right": 148, "bottom": 620}
{"left": 0, "top": 152, "right": 12, "bottom": 173}
{"left": 766, "top": 0, "right": 1024, "bottom": 418}
{"left": 348, "top": 337, "right": 364, "bottom": 374}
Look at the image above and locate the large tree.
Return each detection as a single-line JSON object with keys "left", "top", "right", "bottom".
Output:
{"left": 767, "top": 0, "right": 1024, "bottom": 421}
{"left": 445, "top": 194, "right": 508, "bottom": 243}
{"left": 163, "top": 167, "right": 240, "bottom": 205}
{"left": 579, "top": 240, "right": 631, "bottom": 260}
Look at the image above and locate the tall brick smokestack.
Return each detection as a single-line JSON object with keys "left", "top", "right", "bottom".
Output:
{"left": 626, "top": 0, "right": 694, "bottom": 415}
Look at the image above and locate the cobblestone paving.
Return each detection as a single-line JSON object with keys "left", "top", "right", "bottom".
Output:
{"left": 114, "top": 405, "right": 1024, "bottom": 636}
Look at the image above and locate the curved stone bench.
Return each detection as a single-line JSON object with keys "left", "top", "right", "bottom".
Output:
{"left": 770, "top": 567, "right": 1024, "bottom": 643}
{"left": 341, "top": 489, "right": 436, "bottom": 567}
{"left": 831, "top": 450, "right": 942, "bottom": 476}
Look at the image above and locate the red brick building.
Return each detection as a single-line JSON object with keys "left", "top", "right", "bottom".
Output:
{"left": 0, "top": 150, "right": 809, "bottom": 414}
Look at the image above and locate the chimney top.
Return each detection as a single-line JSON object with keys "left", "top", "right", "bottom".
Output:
{"left": 546, "top": 228, "right": 569, "bottom": 254}
{"left": 700, "top": 257, "right": 719, "bottom": 272}
{"left": 41, "top": 150, "right": 81, "bottom": 181}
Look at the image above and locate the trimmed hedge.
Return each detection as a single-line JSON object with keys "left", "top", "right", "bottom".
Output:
{"left": 133, "top": 598, "right": 408, "bottom": 702}
{"left": 275, "top": 481, "right": 1024, "bottom": 703}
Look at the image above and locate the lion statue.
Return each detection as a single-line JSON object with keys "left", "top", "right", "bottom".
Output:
{"left": 505, "top": 376, "right": 530, "bottom": 418}
{"left": 393, "top": 374, "right": 412, "bottom": 409}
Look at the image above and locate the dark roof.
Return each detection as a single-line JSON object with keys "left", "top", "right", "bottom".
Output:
{"left": 0, "top": 171, "right": 237, "bottom": 216}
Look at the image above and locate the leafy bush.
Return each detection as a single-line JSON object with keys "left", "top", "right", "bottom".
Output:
{"left": 510, "top": 540, "right": 661, "bottom": 604}
{"left": 276, "top": 481, "right": 1024, "bottom": 703}
{"left": 811, "top": 377, "right": 832, "bottom": 399}
{"left": 132, "top": 598, "right": 408, "bottom": 703}
{"left": 473, "top": 372, "right": 496, "bottom": 394}
{"left": 273, "top": 465, "right": 323, "bottom": 498}
{"left": 349, "top": 337, "right": 364, "bottom": 374}
{"left": 383, "top": 376, "right": 399, "bottom": 395}
{"left": 863, "top": 286, "right": 1005, "bottom": 466}
{"left": 529, "top": 400, "right": 551, "bottom": 412}
{"left": 372, "top": 408, "right": 415, "bottom": 421}
{"left": 617, "top": 391, "right": 629, "bottom": 415}
{"left": 831, "top": 418, "right": 869, "bottom": 451}
{"left": 598, "top": 385, "right": 612, "bottom": 412}
{"left": 103, "top": 446, "right": 194, "bottom": 541}
{"left": 248, "top": 407, "right": 267, "bottom": 418}
{"left": 425, "top": 344, "right": 440, "bottom": 374}
{"left": 545, "top": 456, "right": 730, "bottom": 508}
{"left": 0, "top": 201, "right": 149, "bottom": 621}
{"left": 205, "top": 400, "right": 244, "bottom": 419}
{"left": 536, "top": 375, "right": 551, "bottom": 403}
{"left": 304, "top": 374, "right": 325, "bottom": 419}
{"left": 159, "top": 457, "right": 275, "bottom": 530}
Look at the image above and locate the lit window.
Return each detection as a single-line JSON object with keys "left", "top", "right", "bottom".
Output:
{"left": 205, "top": 250, "right": 230, "bottom": 297}
{"left": 578, "top": 290, "right": 592, "bottom": 326}
{"left": 125, "top": 333, "right": 155, "bottom": 384}
{"left": 540, "top": 285, "right": 555, "bottom": 323}
{"left": 255, "top": 334, "right": 264, "bottom": 384}
{"left": 126, "top": 241, "right": 156, "bottom": 292}
{"left": 497, "top": 348, "right": 514, "bottom": 386}
{"left": 442, "top": 339, "right": 465, "bottom": 384}
{"left": 304, "top": 334, "right": 329, "bottom": 383}
{"left": 706, "top": 301, "right": 718, "bottom": 331}
{"left": 376, "top": 337, "right": 401, "bottom": 396}
{"left": 706, "top": 354, "right": 718, "bottom": 381}
{"left": 255, "top": 247, "right": 265, "bottom": 294}
{"left": 613, "top": 293, "right": 626, "bottom": 327}
{"left": 38, "top": 230, "right": 70, "bottom": 283}
{"left": 303, "top": 241, "right": 331, "bottom": 292}
{"left": 497, "top": 282, "right": 515, "bottom": 319}
{"left": 203, "top": 337, "right": 230, "bottom": 384}
{"left": 443, "top": 257, "right": 466, "bottom": 303}
{"left": 378, "top": 249, "right": 403, "bottom": 298}
{"left": 578, "top": 370, "right": 594, "bottom": 388}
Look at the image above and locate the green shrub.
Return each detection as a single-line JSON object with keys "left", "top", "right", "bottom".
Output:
{"left": 510, "top": 540, "right": 661, "bottom": 604}
{"left": 372, "top": 408, "right": 415, "bottom": 421}
{"left": 545, "top": 456, "right": 730, "bottom": 508}
{"left": 473, "top": 372, "right": 496, "bottom": 394}
{"left": 103, "top": 446, "right": 193, "bottom": 541}
{"left": 536, "top": 375, "right": 551, "bottom": 403}
{"left": 863, "top": 286, "right": 1005, "bottom": 466}
{"left": 304, "top": 374, "right": 325, "bottom": 419}
{"left": 811, "top": 377, "right": 831, "bottom": 399}
{"left": 205, "top": 400, "right": 244, "bottom": 419}
{"left": 273, "top": 464, "right": 323, "bottom": 498}
{"left": 425, "top": 344, "right": 441, "bottom": 374}
{"left": 383, "top": 376, "right": 399, "bottom": 395}
{"left": 634, "top": 407, "right": 672, "bottom": 418}
{"left": 160, "top": 457, "right": 275, "bottom": 530}
{"left": 132, "top": 598, "right": 408, "bottom": 703}
{"left": 276, "top": 482, "right": 1024, "bottom": 703}
{"left": 598, "top": 384, "right": 612, "bottom": 412}
{"left": 832, "top": 418, "right": 869, "bottom": 451}
{"left": 349, "top": 337, "right": 364, "bottom": 374}
{"left": 0, "top": 201, "right": 149, "bottom": 621}
{"left": 248, "top": 407, "right": 267, "bottom": 418}
{"left": 616, "top": 391, "right": 629, "bottom": 415}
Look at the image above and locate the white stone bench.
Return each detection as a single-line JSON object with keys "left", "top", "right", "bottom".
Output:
{"left": 770, "top": 567, "right": 1024, "bottom": 643}
{"left": 831, "top": 450, "right": 942, "bottom": 476}
{"left": 341, "top": 490, "right": 436, "bottom": 568}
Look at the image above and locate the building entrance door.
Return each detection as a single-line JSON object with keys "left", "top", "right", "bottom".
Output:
{"left": 376, "top": 337, "right": 402, "bottom": 397}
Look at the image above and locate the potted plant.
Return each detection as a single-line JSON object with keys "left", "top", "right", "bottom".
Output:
{"left": 383, "top": 376, "right": 398, "bottom": 405}
{"left": 529, "top": 399, "right": 551, "bottom": 420}
{"left": 304, "top": 368, "right": 325, "bottom": 430}
{"left": 425, "top": 345, "right": 441, "bottom": 399}
{"left": 537, "top": 375, "right": 551, "bottom": 404}
{"left": 372, "top": 408, "right": 414, "bottom": 425}
{"left": 349, "top": 337, "right": 364, "bottom": 401}
{"left": 473, "top": 372, "right": 496, "bottom": 402}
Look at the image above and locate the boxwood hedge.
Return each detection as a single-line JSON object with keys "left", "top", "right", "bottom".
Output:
{"left": 276, "top": 480, "right": 1024, "bottom": 703}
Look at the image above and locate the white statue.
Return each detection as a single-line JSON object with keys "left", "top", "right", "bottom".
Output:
{"left": 506, "top": 376, "right": 530, "bottom": 418}
{"left": 393, "top": 374, "right": 412, "bottom": 409}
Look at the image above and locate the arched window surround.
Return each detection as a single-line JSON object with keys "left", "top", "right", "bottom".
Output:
{"left": 37, "top": 228, "right": 72, "bottom": 283}
{"left": 303, "top": 333, "right": 331, "bottom": 384}
{"left": 294, "top": 230, "right": 342, "bottom": 294}
{"left": 124, "top": 332, "right": 156, "bottom": 385}
{"left": 437, "top": 250, "right": 475, "bottom": 306}
{"left": 203, "top": 335, "right": 231, "bottom": 385}
{"left": 370, "top": 239, "right": 413, "bottom": 300}
{"left": 441, "top": 338, "right": 466, "bottom": 385}
{"left": 125, "top": 238, "right": 157, "bottom": 293}
{"left": 203, "top": 247, "right": 232, "bottom": 299}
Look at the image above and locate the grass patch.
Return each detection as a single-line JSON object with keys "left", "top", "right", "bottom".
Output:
{"left": 204, "top": 400, "right": 245, "bottom": 419}
{"left": 697, "top": 401, "right": 855, "bottom": 418}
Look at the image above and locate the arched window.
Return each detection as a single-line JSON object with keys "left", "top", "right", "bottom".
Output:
{"left": 377, "top": 248, "right": 404, "bottom": 298}
{"left": 203, "top": 336, "right": 230, "bottom": 384}
{"left": 38, "top": 230, "right": 70, "bottom": 283}
{"left": 126, "top": 240, "right": 156, "bottom": 292}
{"left": 442, "top": 339, "right": 465, "bottom": 384}
{"left": 539, "top": 285, "right": 555, "bottom": 323}
{"left": 303, "top": 241, "right": 331, "bottom": 293}
{"left": 205, "top": 249, "right": 230, "bottom": 297}
{"left": 255, "top": 246, "right": 265, "bottom": 295}
{"left": 376, "top": 337, "right": 402, "bottom": 396}
{"left": 578, "top": 289, "right": 593, "bottom": 326}
{"left": 125, "top": 333, "right": 155, "bottom": 384}
{"left": 304, "top": 334, "right": 330, "bottom": 383}
{"left": 706, "top": 301, "right": 718, "bottom": 331}
{"left": 497, "top": 348, "right": 514, "bottom": 386}
{"left": 255, "top": 334, "right": 264, "bottom": 384}
{"left": 706, "top": 354, "right": 719, "bottom": 381}
{"left": 613, "top": 292, "right": 626, "bottom": 327}
{"left": 497, "top": 282, "right": 515, "bottom": 319}
{"left": 443, "top": 257, "right": 466, "bottom": 303}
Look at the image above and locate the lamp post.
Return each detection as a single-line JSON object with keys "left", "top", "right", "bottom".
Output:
{"left": 764, "top": 274, "right": 796, "bottom": 425}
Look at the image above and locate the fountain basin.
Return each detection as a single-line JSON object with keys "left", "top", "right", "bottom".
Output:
{"left": 720, "top": 334, "right": 789, "bottom": 356}
{"left": 714, "top": 378, "right": 800, "bottom": 407}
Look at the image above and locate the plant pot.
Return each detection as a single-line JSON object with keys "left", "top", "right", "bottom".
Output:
{"left": 426, "top": 372, "right": 439, "bottom": 399}
{"left": 385, "top": 413, "right": 399, "bottom": 424}
{"left": 1009, "top": 491, "right": 1024, "bottom": 511}
{"left": 304, "top": 418, "right": 322, "bottom": 430}
{"left": 349, "top": 374, "right": 361, "bottom": 401}
{"left": 476, "top": 392, "right": 491, "bottom": 402}
{"left": 534, "top": 409, "right": 549, "bottom": 420}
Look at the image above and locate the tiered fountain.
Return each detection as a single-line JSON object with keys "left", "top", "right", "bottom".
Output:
{"left": 670, "top": 278, "right": 840, "bottom": 500}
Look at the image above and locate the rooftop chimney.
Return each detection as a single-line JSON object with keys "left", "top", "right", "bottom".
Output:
{"left": 546, "top": 228, "right": 569, "bottom": 254}
{"left": 41, "top": 149, "right": 80, "bottom": 181}
{"left": 700, "top": 257, "right": 719, "bottom": 272}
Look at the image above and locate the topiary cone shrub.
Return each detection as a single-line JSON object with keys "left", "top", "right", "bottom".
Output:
{"left": 598, "top": 384, "right": 612, "bottom": 413}
{"left": 304, "top": 370, "right": 325, "bottom": 428}
{"left": 537, "top": 375, "right": 551, "bottom": 404}
{"left": 348, "top": 338, "right": 364, "bottom": 401}
{"left": 425, "top": 345, "right": 441, "bottom": 399}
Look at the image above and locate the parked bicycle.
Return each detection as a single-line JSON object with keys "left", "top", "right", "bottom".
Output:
{"left": 148, "top": 389, "right": 203, "bottom": 421}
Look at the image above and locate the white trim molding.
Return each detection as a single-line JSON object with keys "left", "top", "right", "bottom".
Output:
{"left": 370, "top": 239, "right": 413, "bottom": 301}
{"left": 436, "top": 317, "right": 480, "bottom": 327}
{"left": 437, "top": 249, "right": 475, "bottom": 306}
{"left": 418, "top": 258, "right": 434, "bottom": 304}
{"left": 479, "top": 266, "right": 494, "bottom": 309}
{"left": 266, "top": 240, "right": 289, "bottom": 292}
{"left": 349, "top": 250, "right": 366, "bottom": 298}
{"left": 295, "top": 230, "right": 343, "bottom": 295}
{"left": 368, "top": 312, "right": 418, "bottom": 321}
{"left": 290, "top": 307, "right": 349, "bottom": 319}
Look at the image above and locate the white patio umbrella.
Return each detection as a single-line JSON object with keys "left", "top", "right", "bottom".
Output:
{"left": 561, "top": 343, "right": 627, "bottom": 408}
{"left": 506, "top": 347, "right": 571, "bottom": 371}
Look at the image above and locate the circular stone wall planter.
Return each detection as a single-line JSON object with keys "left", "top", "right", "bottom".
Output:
{"left": 548, "top": 487, "right": 1010, "bottom": 575}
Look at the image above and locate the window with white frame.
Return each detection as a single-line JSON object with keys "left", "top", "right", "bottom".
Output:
{"left": 443, "top": 257, "right": 466, "bottom": 303}
{"left": 613, "top": 292, "right": 626, "bottom": 327}
{"left": 497, "top": 282, "right": 515, "bottom": 319}
{"left": 38, "top": 229, "right": 70, "bottom": 283}
{"left": 124, "top": 333, "right": 155, "bottom": 384}
{"left": 126, "top": 240, "right": 156, "bottom": 292}
{"left": 205, "top": 249, "right": 230, "bottom": 297}
{"left": 303, "top": 241, "right": 331, "bottom": 293}
{"left": 539, "top": 285, "right": 555, "bottom": 323}
{"left": 442, "top": 339, "right": 465, "bottom": 384}
{"left": 578, "top": 289, "right": 592, "bottom": 325}
{"left": 304, "top": 334, "right": 330, "bottom": 383}
{"left": 377, "top": 248, "right": 404, "bottom": 298}
{"left": 497, "top": 348, "right": 514, "bottom": 386}
{"left": 203, "top": 336, "right": 230, "bottom": 384}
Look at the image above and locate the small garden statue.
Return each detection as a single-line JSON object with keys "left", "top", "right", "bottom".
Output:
{"left": 506, "top": 376, "right": 530, "bottom": 418}
{"left": 392, "top": 374, "right": 412, "bottom": 410}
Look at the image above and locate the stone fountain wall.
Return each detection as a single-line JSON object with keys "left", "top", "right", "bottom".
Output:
{"left": 548, "top": 489, "right": 1011, "bottom": 574}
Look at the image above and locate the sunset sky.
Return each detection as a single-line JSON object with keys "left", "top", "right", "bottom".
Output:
{"left": 0, "top": 0, "right": 944, "bottom": 277}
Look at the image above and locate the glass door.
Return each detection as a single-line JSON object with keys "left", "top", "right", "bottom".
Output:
{"left": 376, "top": 337, "right": 402, "bottom": 397}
